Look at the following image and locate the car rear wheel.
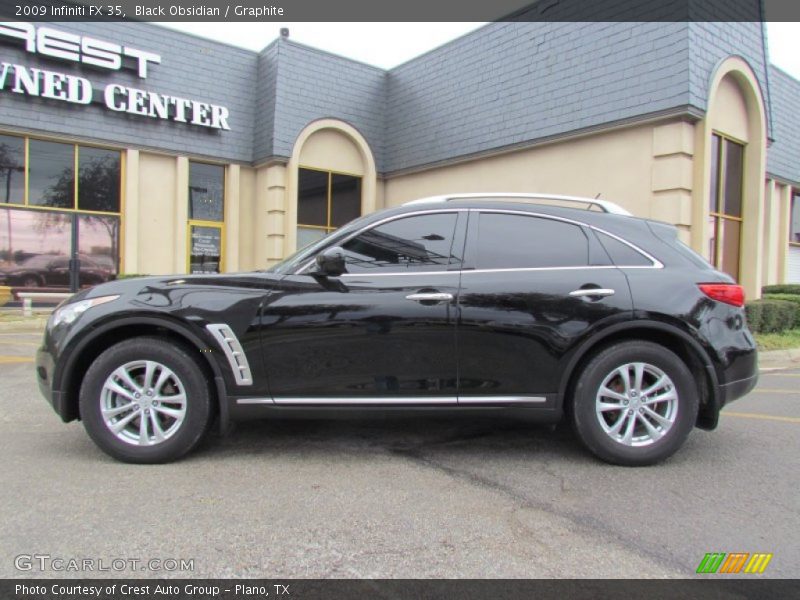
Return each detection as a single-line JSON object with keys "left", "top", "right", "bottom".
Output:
{"left": 79, "top": 337, "right": 213, "bottom": 463}
{"left": 571, "top": 341, "right": 698, "bottom": 466}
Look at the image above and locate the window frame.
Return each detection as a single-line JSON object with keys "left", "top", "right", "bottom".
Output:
{"left": 0, "top": 132, "right": 123, "bottom": 217}
{"left": 789, "top": 190, "right": 800, "bottom": 248}
{"left": 186, "top": 161, "right": 227, "bottom": 274}
{"left": 294, "top": 208, "right": 660, "bottom": 276}
{"left": 708, "top": 132, "right": 745, "bottom": 279}
{"left": 297, "top": 165, "right": 363, "bottom": 241}
{"left": 188, "top": 160, "right": 226, "bottom": 223}
{"left": 0, "top": 131, "right": 125, "bottom": 277}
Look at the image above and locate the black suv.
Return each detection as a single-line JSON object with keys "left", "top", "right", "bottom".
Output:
{"left": 36, "top": 194, "right": 758, "bottom": 465}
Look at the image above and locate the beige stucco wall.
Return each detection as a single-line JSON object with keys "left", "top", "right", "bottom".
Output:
{"left": 384, "top": 121, "right": 682, "bottom": 222}
{"left": 298, "top": 129, "right": 365, "bottom": 175}
{"left": 237, "top": 166, "right": 257, "bottom": 272}
{"left": 132, "top": 152, "right": 177, "bottom": 275}
{"left": 708, "top": 76, "right": 750, "bottom": 143}
{"left": 693, "top": 59, "right": 767, "bottom": 298}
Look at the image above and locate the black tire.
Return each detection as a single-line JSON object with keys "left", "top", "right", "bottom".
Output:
{"left": 79, "top": 337, "right": 213, "bottom": 463}
{"left": 21, "top": 275, "right": 42, "bottom": 288}
{"left": 571, "top": 341, "right": 698, "bottom": 466}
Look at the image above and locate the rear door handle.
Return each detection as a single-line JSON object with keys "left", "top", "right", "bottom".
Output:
{"left": 406, "top": 292, "right": 454, "bottom": 303}
{"left": 569, "top": 288, "right": 615, "bottom": 298}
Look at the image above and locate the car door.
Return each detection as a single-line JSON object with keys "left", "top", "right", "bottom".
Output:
{"left": 259, "top": 210, "right": 467, "bottom": 403}
{"left": 47, "top": 257, "right": 71, "bottom": 287}
{"left": 456, "top": 210, "right": 633, "bottom": 406}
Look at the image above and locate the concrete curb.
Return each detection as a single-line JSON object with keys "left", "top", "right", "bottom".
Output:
{"left": 0, "top": 317, "right": 49, "bottom": 332}
{"left": 758, "top": 348, "right": 800, "bottom": 371}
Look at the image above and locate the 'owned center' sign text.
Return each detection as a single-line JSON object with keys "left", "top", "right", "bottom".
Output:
{"left": 0, "top": 23, "right": 231, "bottom": 131}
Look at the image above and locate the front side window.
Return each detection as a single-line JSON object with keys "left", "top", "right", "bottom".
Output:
{"left": 342, "top": 212, "right": 459, "bottom": 272}
{"left": 476, "top": 213, "right": 589, "bottom": 269}
{"left": 708, "top": 133, "right": 744, "bottom": 279}
{"left": 297, "top": 167, "right": 362, "bottom": 248}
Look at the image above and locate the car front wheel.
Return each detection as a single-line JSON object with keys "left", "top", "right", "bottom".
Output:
{"left": 571, "top": 341, "right": 698, "bottom": 466}
{"left": 79, "top": 337, "right": 213, "bottom": 463}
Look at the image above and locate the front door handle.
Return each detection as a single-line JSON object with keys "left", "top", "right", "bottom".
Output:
{"left": 406, "top": 292, "right": 454, "bottom": 303}
{"left": 569, "top": 288, "right": 615, "bottom": 298}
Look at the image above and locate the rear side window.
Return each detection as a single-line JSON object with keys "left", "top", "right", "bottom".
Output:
{"left": 595, "top": 231, "right": 653, "bottom": 267}
{"left": 342, "top": 212, "right": 459, "bottom": 272}
{"left": 475, "top": 213, "right": 589, "bottom": 269}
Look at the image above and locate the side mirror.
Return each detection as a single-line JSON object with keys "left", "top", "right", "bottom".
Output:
{"left": 314, "top": 246, "right": 347, "bottom": 277}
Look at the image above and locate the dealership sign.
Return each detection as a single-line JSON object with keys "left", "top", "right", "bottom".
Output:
{"left": 0, "top": 22, "right": 231, "bottom": 130}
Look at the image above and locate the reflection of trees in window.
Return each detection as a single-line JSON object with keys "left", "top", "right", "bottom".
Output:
{"left": 0, "top": 135, "right": 24, "bottom": 204}
{"left": 344, "top": 229, "right": 450, "bottom": 269}
{"left": 78, "top": 148, "right": 120, "bottom": 212}
{"left": 342, "top": 214, "right": 457, "bottom": 271}
{"left": 78, "top": 215, "right": 119, "bottom": 274}
{"left": 29, "top": 140, "right": 74, "bottom": 208}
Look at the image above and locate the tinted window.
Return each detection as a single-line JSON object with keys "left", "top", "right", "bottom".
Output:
{"left": 78, "top": 146, "right": 121, "bottom": 212}
{"left": 595, "top": 231, "right": 652, "bottom": 266}
{"left": 297, "top": 168, "right": 328, "bottom": 228}
{"left": 476, "top": 213, "right": 588, "bottom": 269}
{"left": 330, "top": 174, "right": 361, "bottom": 227}
{"left": 29, "top": 140, "right": 74, "bottom": 209}
{"left": 189, "top": 162, "right": 224, "bottom": 222}
{"left": 0, "top": 134, "right": 25, "bottom": 204}
{"left": 343, "top": 213, "right": 458, "bottom": 272}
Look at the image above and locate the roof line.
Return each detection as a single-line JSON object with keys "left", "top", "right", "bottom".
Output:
{"left": 280, "top": 38, "right": 388, "bottom": 72}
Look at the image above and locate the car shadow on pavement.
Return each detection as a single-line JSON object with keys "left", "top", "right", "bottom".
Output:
{"left": 191, "top": 413, "right": 592, "bottom": 464}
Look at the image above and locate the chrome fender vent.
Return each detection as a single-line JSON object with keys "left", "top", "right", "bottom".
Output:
{"left": 206, "top": 324, "right": 253, "bottom": 386}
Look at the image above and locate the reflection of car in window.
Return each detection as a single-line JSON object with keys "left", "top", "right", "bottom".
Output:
{"left": 35, "top": 194, "right": 758, "bottom": 467}
{"left": 0, "top": 254, "right": 113, "bottom": 288}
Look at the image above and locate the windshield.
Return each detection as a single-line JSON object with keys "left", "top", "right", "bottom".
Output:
{"left": 267, "top": 213, "right": 375, "bottom": 275}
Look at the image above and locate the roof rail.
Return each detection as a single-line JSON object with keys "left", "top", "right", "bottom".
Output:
{"left": 403, "top": 193, "right": 632, "bottom": 216}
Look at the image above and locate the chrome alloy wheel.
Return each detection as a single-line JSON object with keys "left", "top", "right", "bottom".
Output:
{"left": 594, "top": 362, "right": 678, "bottom": 447}
{"left": 100, "top": 360, "right": 187, "bottom": 446}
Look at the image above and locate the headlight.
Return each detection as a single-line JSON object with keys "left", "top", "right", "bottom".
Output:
{"left": 50, "top": 295, "right": 120, "bottom": 328}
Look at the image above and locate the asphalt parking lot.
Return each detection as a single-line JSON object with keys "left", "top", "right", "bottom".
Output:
{"left": 1, "top": 326, "right": 798, "bottom": 579}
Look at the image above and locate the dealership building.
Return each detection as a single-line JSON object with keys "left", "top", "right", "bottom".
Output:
{"left": 0, "top": 19, "right": 799, "bottom": 298}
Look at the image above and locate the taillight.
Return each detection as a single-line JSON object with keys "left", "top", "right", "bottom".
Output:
{"left": 698, "top": 283, "right": 745, "bottom": 307}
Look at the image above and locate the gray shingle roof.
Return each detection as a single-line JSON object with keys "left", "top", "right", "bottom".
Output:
{"left": 767, "top": 66, "right": 800, "bottom": 184}
{"left": 0, "top": 20, "right": 794, "bottom": 180}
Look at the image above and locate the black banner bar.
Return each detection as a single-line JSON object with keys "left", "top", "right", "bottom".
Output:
{"left": 3, "top": 579, "right": 800, "bottom": 600}
{"left": 1, "top": 0, "right": 800, "bottom": 22}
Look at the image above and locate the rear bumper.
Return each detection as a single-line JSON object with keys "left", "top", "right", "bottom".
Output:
{"left": 720, "top": 372, "right": 758, "bottom": 406}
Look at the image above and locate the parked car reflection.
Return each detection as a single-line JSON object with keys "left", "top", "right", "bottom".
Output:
{"left": 0, "top": 253, "right": 114, "bottom": 288}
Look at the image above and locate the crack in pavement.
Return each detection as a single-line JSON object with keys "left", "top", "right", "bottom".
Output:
{"left": 385, "top": 443, "right": 688, "bottom": 576}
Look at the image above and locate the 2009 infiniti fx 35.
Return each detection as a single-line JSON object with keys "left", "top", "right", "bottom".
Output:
{"left": 36, "top": 194, "right": 758, "bottom": 465}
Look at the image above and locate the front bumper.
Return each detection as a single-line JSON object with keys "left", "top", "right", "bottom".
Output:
{"left": 35, "top": 345, "right": 65, "bottom": 420}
